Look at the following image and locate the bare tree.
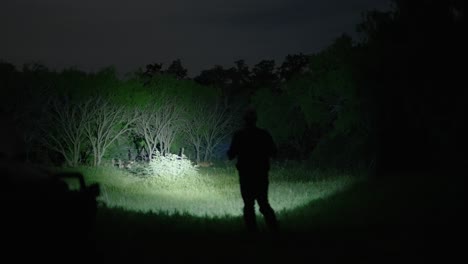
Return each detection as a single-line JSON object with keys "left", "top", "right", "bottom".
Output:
{"left": 155, "top": 101, "right": 183, "bottom": 156}
{"left": 133, "top": 101, "right": 182, "bottom": 161}
{"left": 83, "top": 97, "right": 138, "bottom": 166}
{"left": 42, "top": 97, "right": 89, "bottom": 166}
{"left": 182, "top": 104, "right": 205, "bottom": 163}
{"left": 201, "top": 102, "right": 234, "bottom": 161}
{"left": 184, "top": 101, "right": 235, "bottom": 163}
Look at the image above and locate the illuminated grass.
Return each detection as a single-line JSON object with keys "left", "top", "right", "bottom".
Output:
{"left": 73, "top": 164, "right": 356, "bottom": 217}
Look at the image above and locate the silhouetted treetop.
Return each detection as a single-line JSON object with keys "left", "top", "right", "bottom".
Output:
{"left": 165, "top": 59, "right": 188, "bottom": 80}
{"left": 194, "top": 65, "right": 231, "bottom": 87}
{"left": 279, "top": 53, "right": 310, "bottom": 81}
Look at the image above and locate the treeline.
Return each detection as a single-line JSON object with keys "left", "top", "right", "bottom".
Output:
{"left": 0, "top": 36, "right": 370, "bottom": 170}
{"left": 0, "top": 66, "right": 235, "bottom": 166}
{"left": 1, "top": 0, "right": 464, "bottom": 173}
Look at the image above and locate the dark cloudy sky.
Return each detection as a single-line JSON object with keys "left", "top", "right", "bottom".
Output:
{"left": 1, "top": 0, "right": 391, "bottom": 76}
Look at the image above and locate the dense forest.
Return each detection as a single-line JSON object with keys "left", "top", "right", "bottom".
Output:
{"left": 1, "top": 41, "right": 373, "bottom": 168}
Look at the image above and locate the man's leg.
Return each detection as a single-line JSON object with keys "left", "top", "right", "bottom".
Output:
{"left": 257, "top": 179, "right": 279, "bottom": 232}
{"left": 239, "top": 173, "right": 258, "bottom": 233}
{"left": 241, "top": 185, "right": 257, "bottom": 232}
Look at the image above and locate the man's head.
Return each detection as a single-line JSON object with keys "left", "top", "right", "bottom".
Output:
{"left": 243, "top": 107, "right": 257, "bottom": 127}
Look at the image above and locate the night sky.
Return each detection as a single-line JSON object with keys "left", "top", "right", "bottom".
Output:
{"left": 1, "top": 0, "right": 391, "bottom": 76}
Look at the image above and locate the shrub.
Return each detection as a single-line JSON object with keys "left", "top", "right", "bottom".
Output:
{"left": 145, "top": 151, "right": 198, "bottom": 179}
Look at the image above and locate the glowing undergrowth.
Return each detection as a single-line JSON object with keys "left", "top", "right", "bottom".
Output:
{"left": 75, "top": 165, "right": 356, "bottom": 217}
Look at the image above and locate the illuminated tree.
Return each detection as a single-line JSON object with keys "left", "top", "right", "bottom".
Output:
{"left": 134, "top": 100, "right": 183, "bottom": 160}
{"left": 42, "top": 97, "right": 89, "bottom": 166}
{"left": 183, "top": 101, "right": 234, "bottom": 163}
{"left": 84, "top": 97, "right": 139, "bottom": 166}
{"left": 183, "top": 110, "right": 203, "bottom": 163}
{"left": 199, "top": 101, "right": 235, "bottom": 162}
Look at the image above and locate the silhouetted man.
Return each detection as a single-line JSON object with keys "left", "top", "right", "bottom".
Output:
{"left": 228, "top": 108, "right": 278, "bottom": 233}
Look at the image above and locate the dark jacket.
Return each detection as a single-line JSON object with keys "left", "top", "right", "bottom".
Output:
{"left": 227, "top": 126, "right": 277, "bottom": 172}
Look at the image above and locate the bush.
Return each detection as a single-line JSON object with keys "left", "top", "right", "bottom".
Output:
{"left": 144, "top": 151, "right": 198, "bottom": 179}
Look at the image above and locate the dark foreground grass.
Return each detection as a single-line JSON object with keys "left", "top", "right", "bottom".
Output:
{"left": 90, "top": 171, "right": 464, "bottom": 263}
{"left": 4, "top": 166, "right": 464, "bottom": 263}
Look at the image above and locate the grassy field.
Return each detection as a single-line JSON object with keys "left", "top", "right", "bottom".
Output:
{"left": 53, "top": 163, "right": 370, "bottom": 262}
{"left": 36, "top": 164, "right": 464, "bottom": 263}
{"left": 65, "top": 163, "right": 356, "bottom": 218}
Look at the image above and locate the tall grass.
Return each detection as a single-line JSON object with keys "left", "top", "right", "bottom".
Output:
{"left": 53, "top": 164, "right": 455, "bottom": 263}
{"left": 63, "top": 162, "right": 359, "bottom": 218}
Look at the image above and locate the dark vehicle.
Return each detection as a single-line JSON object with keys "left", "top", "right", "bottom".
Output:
{"left": 1, "top": 112, "right": 100, "bottom": 261}
{"left": 2, "top": 162, "right": 100, "bottom": 261}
